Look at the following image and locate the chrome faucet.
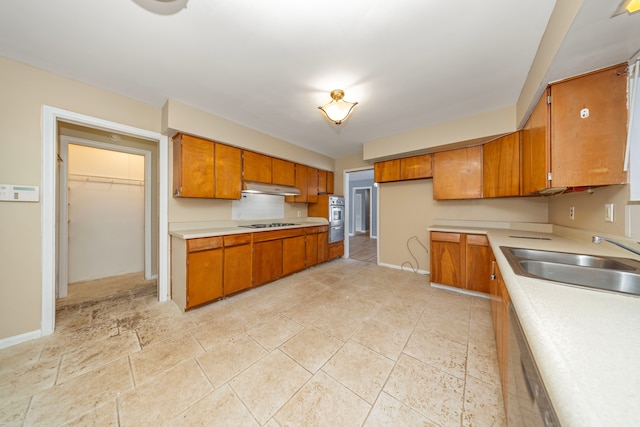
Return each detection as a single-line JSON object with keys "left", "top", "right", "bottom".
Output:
{"left": 592, "top": 236, "right": 640, "bottom": 257}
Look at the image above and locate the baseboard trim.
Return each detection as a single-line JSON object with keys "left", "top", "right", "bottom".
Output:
{"left": 0, "top": 329, "right": 42, "bottom": 349}
{"left": 377, "top": 262, "right": 429, "bottom": 275}
{"left": 430, "top": 282, "right": 490, "bottom": 299}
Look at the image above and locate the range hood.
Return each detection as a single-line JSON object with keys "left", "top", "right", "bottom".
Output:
{"left": 242, "top": 181, "right": 301, "bottom": 196}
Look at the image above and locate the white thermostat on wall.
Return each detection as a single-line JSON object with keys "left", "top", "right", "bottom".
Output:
{"left": 0, "top": 184, "right": 40, "bottom": 202}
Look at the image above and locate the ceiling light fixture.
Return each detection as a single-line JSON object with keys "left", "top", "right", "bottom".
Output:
{"left": 132, "top": 0, "right": 189, "bottom": 15}
{"left": 612, "top": 0, "right": 640, "bottom": 16}
{"left": 318, "top": 90, "right": 358, "bottom": 125}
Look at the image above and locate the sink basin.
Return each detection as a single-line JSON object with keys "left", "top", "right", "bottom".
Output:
{"left": 505, "top": 247, "right": 637, "bottom": 271}
{"left": 501, "top": 246, "right": 640, "bottom": 297}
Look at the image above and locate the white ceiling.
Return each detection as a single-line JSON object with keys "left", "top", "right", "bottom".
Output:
{"left": 1, "top": 0, "right": 639, "bottom": 159}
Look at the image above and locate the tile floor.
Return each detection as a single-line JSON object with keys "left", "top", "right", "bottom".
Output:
{"left": 0, "top": 259, "right": 505, "bottom": 426}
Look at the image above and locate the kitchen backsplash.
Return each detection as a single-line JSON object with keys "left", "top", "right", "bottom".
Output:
{"left": 232, "top": 193, "right": 285, "bottom": 220}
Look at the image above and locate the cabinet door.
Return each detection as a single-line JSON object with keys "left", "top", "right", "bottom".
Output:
{"left": 433, "top": 146, "right": 482, "bottom": 200}
{"left": 286, "top": 164, "right": 309, "bottom": 203}
{"left": 328, "top": 241, "right": 344, "bottom": 260}
{"left": 283, "top": 236, "right": 306, "bottom": 275}
{"left": 187, "top": 248, "right": 223, "bottom": 308}
{"left": 272, "top": 158, "right": 295, "bottom": 186}
{"left": 173, "top": 134, "right": 214, "bottom": 198}
{"left": 215, "top": 143, "right": 242, "bottom": 199}
{"left": 400, "top": 154, "right": 432, "bottom": 180}
{"left": 326, "top": 171, "right": 334, "bottom": 194}
{"left": 317, "top": 170, "right": 327, "bottom": 194}
{"left": 305, "top": 232, "right": 318, "bottom": 267}
{"left": 430, "top": 232, "right": 461, "bottom": 287}
{"left": 521, "top": 89, "right": 550, "bottom": 195}
{"left": 465, "top": 234, "right": 491, "bottom": 293}
{"left": 253, "top": 240, "right": 283, "bottom": 286}
{"left": 243, "top": 151, "right": 272, "bottom": 183}
{"left": 550, "top": 63, "right": 628, "bottom": 187}
{"left": 497, "top": 267, "right": 510, "bottom": 401}
{"left": 483, "top": 133, "right": 520, "bottom": 198}
{"left": 224, "top": 244, "right": 252, "bottom": 295}
{"left": 317, "top": 231, "right": 328, "bottom": 263}
{"left": 307, "top": 167, "right": 319, "bottom": 203}
{"left": 374, "top": 159, "right": 401, "bottom": 183}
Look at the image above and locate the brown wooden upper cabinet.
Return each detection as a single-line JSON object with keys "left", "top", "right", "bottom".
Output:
{"left": 286, "top": 164, "right": 309, "bottom": 203}
{"left": 521, "top": 63, "right": 628, "bottom": 194}
{"left": 433, "top": 146, "right": 482, "bottom": 200}
{"left": 243, "top": 151, "right": 272, "bottom": 184}
{"left": 307, "top": 167, "right": 319, "bottom": 203}
{"left": 483, "top": 132, "right": 521, "bottom": 198}
{"left": 272, "top": 158, "right": 296, "bottom": 186}
{"left": 326, "top": 171, "right": 334, "bottom": 194}
{"left": 374, "top": 154, "right": 432, "bottom": 183}
{"left": 173, "top": 134, "right": 242, "bottom": 199}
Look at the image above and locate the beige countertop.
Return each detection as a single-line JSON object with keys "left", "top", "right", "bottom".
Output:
{"left": 428, "top": 223, "right": 640, "bottom": 426}
{"left": 169, "top": 217, "right": 329, "bottom": 240}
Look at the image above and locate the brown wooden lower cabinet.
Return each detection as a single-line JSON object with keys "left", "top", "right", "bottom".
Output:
{"left": 429, "top": 231, "right": 490, "bottom": 293}
{"left": 328, "top": 241, "right": 344, "bottom": 260}
{"left": 223, "top": 234, "right": 252, "bottom": 296}
{"left": 186, "top": 237, "right": 223, "bottom": 309}
{"left": 283, "top": 235, "right": 306, "bottom": 276}
{"left": 253, "top": 239, "right": 283, "bottom": 286}
{"left": 489, "top": 254, "right": 510, "bottom": 414}
{"left": 172, "top": 225, "right": 338, "bottom": 311}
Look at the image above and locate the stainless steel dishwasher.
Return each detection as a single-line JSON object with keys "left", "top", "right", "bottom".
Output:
{"left": 507, "top": 303, "right": 560, "bottom": 426}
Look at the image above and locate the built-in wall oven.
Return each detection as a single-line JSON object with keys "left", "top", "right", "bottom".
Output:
{"left": 328, "top": 196, "right": 345, "bottom": 243}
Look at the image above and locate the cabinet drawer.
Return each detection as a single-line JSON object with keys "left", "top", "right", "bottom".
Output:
{"left": 305, "top": 226, "right": 319, "bottom": 235}
{"left": 466, "top": 234, "right": 489, "bottom": 246}
{"left": 252, "top": 228, "right": 304, "bottom": 243}
{"left": 187, "top": 236, "right": 223, "bottom": 252}
{"left": 224, "top": 233, "right": 252, "bottom": 247}
{"left": 430, "top": 232, "right": 461, "bottom": 243}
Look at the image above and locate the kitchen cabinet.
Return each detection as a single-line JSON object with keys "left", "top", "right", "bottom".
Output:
{"left": 243, "top": 151, "right": 272, "bottom": 184}
{"left": 489, "top": 254, "right": 510, "bottom": 406}
{"left": 328, "top": 241, "right": 344, "bottom": 260}
{"left": 272, "top": 158, "right": 295, "bottom": 186}
{"left": 173, "top": 134, "right": 214, "bottom": 198}
{"left": 433, "top": 146, "right": 483, "bottom": 200}
{"left": 318, "top": 170, "right": 327, "bottom": 194}
{"left": 317, "top": 226, "right": 329, "bottom": 263}
{"left": 215, "top": 144, "right": 243, "bottom": 199}
{"left": 521, "top": 63, "right": 628, "bottom": 194}
{"left": 173, "top": 133, "right": 242, "bottom": 199}
{"left": 253, "top": 239, "right": 283, "bottom": 286}
{"left": 283, "top": 234, "right": 306, "bottom": 275}
{"left": 186, "top": 237, "right": 224, "bottom": 309}
{"left": 307, "top": 167, "right": 319, "bottom": 203}
{"left": 429, "top": 231, "right": 490, "bottom": 293}
{"left": 326, "top": 171, "right": 334, "bottom": 194}
{"left": 483, "top": 132, "right": 520, "bottom": 198}
{"left": 305, "top": 227, "right": 319, "bottom": 267}
{"left": 223, "top": 234, "right": 252, "bottom": 295}
{"left": 286, "top": 164, "right": 309, "bottom": 203}
{"left": 374, "top": 154, "right": 432, "bottom": 183}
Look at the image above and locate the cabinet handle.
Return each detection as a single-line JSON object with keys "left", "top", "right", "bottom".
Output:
{"left": 490, "top": 260, "right": 496, "bottom": 280}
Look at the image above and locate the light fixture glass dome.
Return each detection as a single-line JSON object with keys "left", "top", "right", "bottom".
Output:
{"left": 318, "top": 89, "right": 358, "bottom": 125}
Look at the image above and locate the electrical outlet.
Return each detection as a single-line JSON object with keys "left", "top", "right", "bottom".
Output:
{"left": 605, "top": 203, "right": 615, "bottom": 222}
{"left": 569, "top": 206, "right": 575, "bottom": 220}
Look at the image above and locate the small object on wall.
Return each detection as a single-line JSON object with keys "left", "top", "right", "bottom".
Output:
{"left": 605, "top": 203, "right": 615, "bottom": 222}
{"left": 0, "top": 184, "right": 40, "bottom": 202}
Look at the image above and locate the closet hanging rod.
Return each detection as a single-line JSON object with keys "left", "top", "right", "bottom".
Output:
{"left": 68, "top": 173, "right": 144, "bottom": 186}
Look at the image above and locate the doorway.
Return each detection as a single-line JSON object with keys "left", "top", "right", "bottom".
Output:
{"left": 57, "top": 136, "right": 154, "bottom": 306}
{"left": 41, "top": 106, "right": 169, "bottom": 337}
{"left": 345, "top": 169, "right": 378, "bottom": 264}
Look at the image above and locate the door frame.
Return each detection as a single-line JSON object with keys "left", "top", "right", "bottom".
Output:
{"left": 342, "top": 167, "right": 377, "bottom": 261}
{"left": 351, "top": 186, "right": 372, "bottom": 236}
{"left": 58, "top": 136, "right": 154, "bottom": 298}
{"left": 42, "top": 106, "right": 168, "bottom": 336}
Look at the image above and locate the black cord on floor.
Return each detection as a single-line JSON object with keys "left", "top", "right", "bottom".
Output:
{"left": 401, "top": 236, "right": 429, "bottom": 273}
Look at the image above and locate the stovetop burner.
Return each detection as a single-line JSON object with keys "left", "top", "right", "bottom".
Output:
{"left": 239, "top": 222, "right": 298, "bottom": 229}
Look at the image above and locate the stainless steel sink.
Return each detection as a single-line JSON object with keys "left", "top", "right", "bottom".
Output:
{"left": 501, "top": 246, "right": 640, "bottom": 297}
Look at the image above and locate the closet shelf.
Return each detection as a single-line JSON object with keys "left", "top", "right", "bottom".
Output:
{"left": 68, "top": 173, "right": 144, "bottom": 186}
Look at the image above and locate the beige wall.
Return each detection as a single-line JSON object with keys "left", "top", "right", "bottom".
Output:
{"left": 334, "top": 153, "right": 374, "bottom": 197}
{"left": 548, "top": 185, "right": 630, "bottom": 236}
{"left": 363, "top": 106, "right": 516, "bottom": 161}
{"left": 378, "top": 180, "right": 549, "bottom": 270}
{"left": 0, "top": 57, "right": 160, "bottom": 341}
